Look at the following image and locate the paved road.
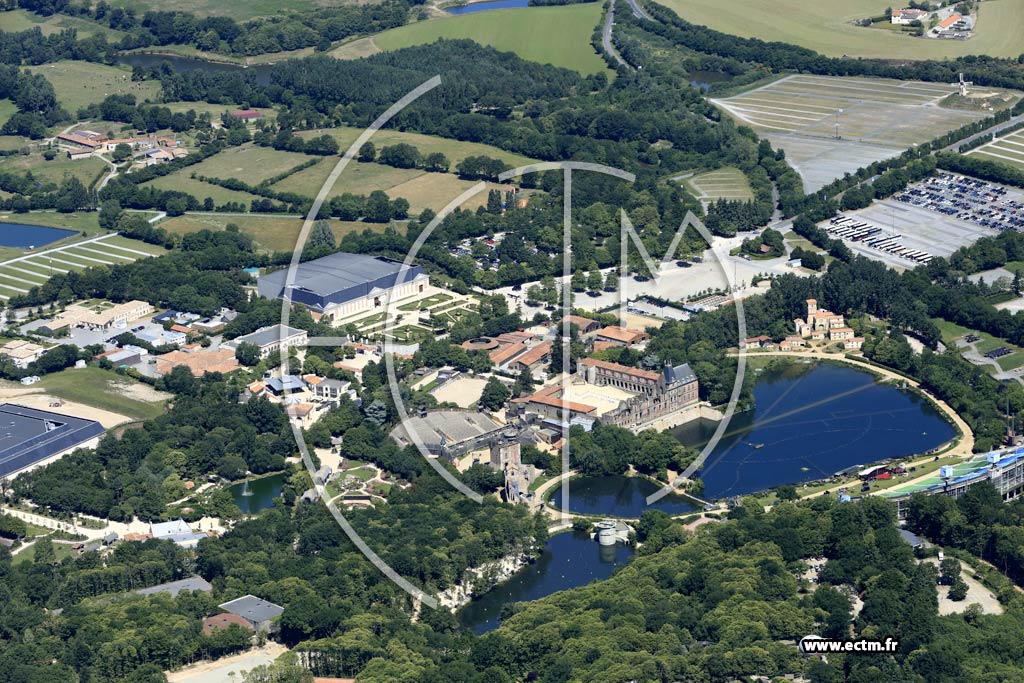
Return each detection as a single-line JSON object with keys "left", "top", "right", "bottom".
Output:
{"left": 943, "top": 112, "right": 1024, "bottom": 153}
{"left": 601, "top": 0, "right": 629, "bottom": 68}
{"left": 623, "top": 0, "right": 651, "bottom": 20}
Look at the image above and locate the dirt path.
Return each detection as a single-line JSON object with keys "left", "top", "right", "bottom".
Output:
{"left": 166, "top": 643, "right": 289, "bottom": 683}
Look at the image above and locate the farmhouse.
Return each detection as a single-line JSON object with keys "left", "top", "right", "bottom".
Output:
{"left": 891, "top": 8, "right": 928, "bottom": 24}
{"left": 228, "top": 109, "right": 261, "bottom": 121}
{"left": 257, "top": 252, "right": 429, "bottom": 321}
{"left": 0, "top": 403, "right": 105, "bottom": 479}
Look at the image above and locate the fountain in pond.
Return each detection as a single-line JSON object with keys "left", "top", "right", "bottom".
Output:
{"left": 240, "top": 480, "right": 253, "bottom": 497}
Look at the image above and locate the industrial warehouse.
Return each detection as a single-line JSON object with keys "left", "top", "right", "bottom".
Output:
{"left": 257, "top": 252, "right": 430, "bottom": 321}
{"left": 0, "top": 404, "right": 105, "bottom": 479}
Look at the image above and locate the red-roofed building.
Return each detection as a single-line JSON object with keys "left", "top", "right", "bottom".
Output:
{"left": 202, "top": 613, "right": 256, "bottom": 636}
{"left": 228, "top": 109, "right": 261, "bottom": 121}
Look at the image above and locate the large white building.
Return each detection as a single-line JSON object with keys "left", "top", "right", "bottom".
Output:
{"left": 224, "top": 324, "right": 308, "bottom": 360}
{"left": 257, "top": 252, "right": 429, "bottom": 322}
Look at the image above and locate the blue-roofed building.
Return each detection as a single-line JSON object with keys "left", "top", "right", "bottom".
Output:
{"left": 257, "top": 252, "right": 429, "bottom": 322}
{"left": 0, "top": 404, "right": 105, "bottom": 478}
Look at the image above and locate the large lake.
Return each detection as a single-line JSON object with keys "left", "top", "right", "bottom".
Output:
{"left": 458, "top": 530, "right": 633, "bottom": 634}
{"left": 674, "top": 362, "right": 956, "bottom": 500}
{"left": 0, "top": 223, "right": 76, "bottom": 249}
{"left": 447, "top": 0, "right": 529, "bottom": 14}
{"left": 228, "top": 471, "right": 287, "bottom": 514}
{"left": 548, "top": 474, "right": 697, "bottom": 517}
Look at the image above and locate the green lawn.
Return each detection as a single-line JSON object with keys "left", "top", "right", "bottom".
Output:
{"left": 655, "top": 0, "right": 1024, "bottom": 59}
{"left": 333, "top": 3, "right": 610, "bottom": 75}
{"left": 26, "top": 61, "right": 162, "bottom": 113}
{"left": 157, "top": 214, "right": 376, "bottom": 253}
{"left": 14, "top": 540, "right": 74, "bottom": 565}
{"left": 32, "top": 367, "right": 169, "bottom": 422}
{"left": 932, "top": 318, "right": 1024, "bottom": 372}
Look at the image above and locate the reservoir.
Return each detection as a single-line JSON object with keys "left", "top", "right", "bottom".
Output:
{"left": 0, "top": 223, "right": 76, "bottom": 249}
{"left": 228, "top": 471, "right": 287, "bottom": 514}
{"left": 548, "top": 474, "right": 697, "bottom": 517}
{"left": 674, "top": 362, "right": 956, "bottom": 500}
{"left": 457, "top": 530, "right": 633, "bottom": 634}
{"left": 447, "top": 0, "right": 529, "bottom": 14}
{"left": 116, "top": 53, "right": 274, "bottom": 86}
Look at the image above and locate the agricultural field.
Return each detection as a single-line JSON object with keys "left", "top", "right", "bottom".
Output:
{"left": 0, "top": 136, "right": 27, "bottom": 152}
{"left": 681, "top": 167, "right": 753, "bottom": 203}
{"left": 655, "top": 0, "right": 1024, "bottom": 60}
{"left": 0, "top": 100, "right": 15, "bottom": 129}
{"left": 968, "top": 128, "right": 1024, "bottom": 171}
{"left": 0, "top": 154, "right": 108, "bottom": 190}
{"left": 157, "top": 214, "right": 375, "bottom": 252}
{"left": 0, "top": 9, "right": 126, "bottom": 40}
{"left": 297, "top": 127, "right": 537, "bottom": 169}
{"left": 25, "top": 61, "right": 162, "bottom": 114}
{"left": 712, "top": 75, "right": 994, "bottom": 192}
{"left": 162, "top": 101, "right": 277, "bottom": 120}
{"left": 331, "top": 3, "right": 610, "bottom": 75}
{"left": 274, "top": 159, "right": 512, "bottom": 213}
{"left": 141, "top": 175, "right": 262, "bottom": 207}
{"left": 0, "top": 233, "right": 165, "bottom": 301}
{"left": 104, "top": 0, "right": 351, "bottom": 20}
{"left": 184, "top": 144, "right": 317, "bottom": 185}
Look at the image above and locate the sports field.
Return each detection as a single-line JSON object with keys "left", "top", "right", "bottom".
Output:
{"left": 157, "top": 214, "right": 375, "bottom": 252}
{"left": 655, "top": 0, "right": 1024, "bottom": 60}
{"left": 682, "top": 167, "right": 753, "bottom": 202}
{"left": 968, "top": 129, "right": 1024, "bottom": 171}
{"left": 297, "top": 127, "right": 537, "bottom": 168}
{"left": 26, "top": 61, "right": 162, "bottom": 113}
{"left": 713, "top": 75, "right": 993, "bottom": 191}
{"left": 0, "top": 234, "right": 165, "bottom": 301}
{"left": 331, "top": 3, "right": 609, "bottom": 75}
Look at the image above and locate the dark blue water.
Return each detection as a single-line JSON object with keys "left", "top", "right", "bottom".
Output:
{"left": 458, "top": 531, "right": 633, "bottom": 634}
{"left": 447, "top": 0, "right": 528, "bottom": 13}
{"left": 116, "top": 53, "right": 274, "bottom": 86}
{"left": 550, "top": 474, "right": 698, "bottom": 517}
{"left": 228, "top": 472, "right": 286, "bottom": 513}
{"left": 0, "top": 223, "right": 76, "bottom": 248}
{"left": 676, "top": 363, "right": 956, "bottom": 500}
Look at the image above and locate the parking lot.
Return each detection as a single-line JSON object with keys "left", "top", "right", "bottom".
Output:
{"left": 894, "top": 172, "right": 1024, "bottom": 233}
{"left": 819, "top": 188, "right": 1003, "bottom": 270}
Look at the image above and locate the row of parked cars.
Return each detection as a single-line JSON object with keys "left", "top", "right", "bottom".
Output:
{"left": 895, "top": 172, "right": 1024, "bottom": 233}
